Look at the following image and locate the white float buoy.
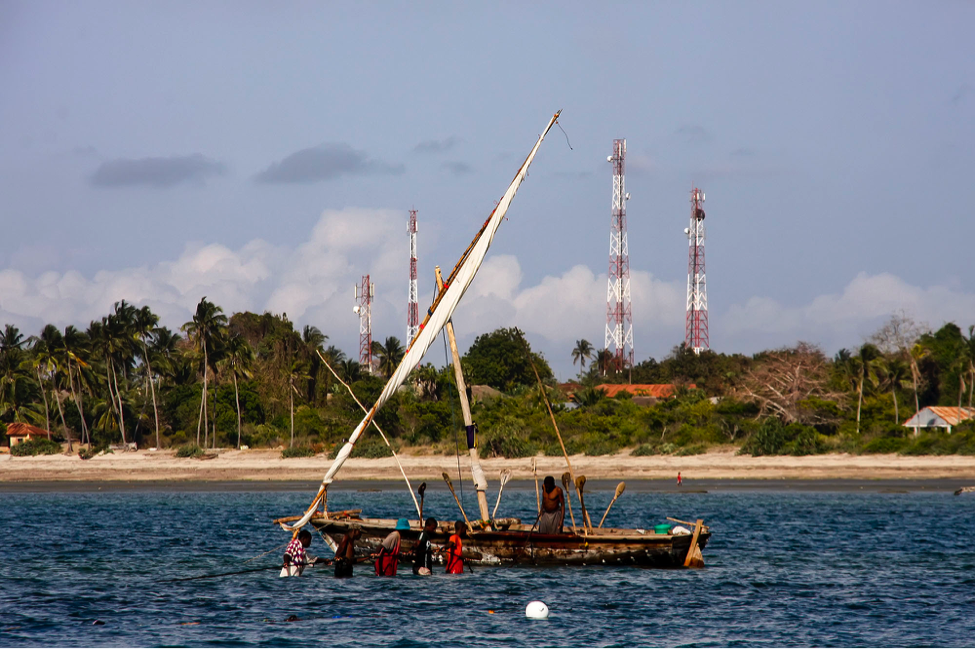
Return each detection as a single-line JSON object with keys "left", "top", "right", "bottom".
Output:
{"left": 525, "top": 601, "right": 549, "bottom": 620}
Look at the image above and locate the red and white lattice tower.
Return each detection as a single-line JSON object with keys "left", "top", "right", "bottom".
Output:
{"left": 605, "top": 139, "right": 633, "bottom": 373}
{"left": 354, "top": 275, "right": 374, "bottom": 373}
{"left": 685, "top": 187, "right": 709, "bottom": 354}
{"left": 407, "top": 209, "right": 419, "bottom": 346}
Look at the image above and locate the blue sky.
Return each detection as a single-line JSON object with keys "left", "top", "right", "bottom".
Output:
{"left": 1, "top": 1, "right": 973, "bottom": 378}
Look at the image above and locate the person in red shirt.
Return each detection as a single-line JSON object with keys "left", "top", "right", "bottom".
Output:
{"left": 375, "top": 518, "right": 410, "bottom": 576}
{"left": 444, "top": 520, "right": 467, "bottom": 574}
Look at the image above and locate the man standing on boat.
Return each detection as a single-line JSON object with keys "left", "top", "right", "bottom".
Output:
{"left": 538, "top": 476, "right": 565, "bottom": 534}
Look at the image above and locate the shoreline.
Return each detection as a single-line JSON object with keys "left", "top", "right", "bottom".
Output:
{"left": 2, "top": 449, "right": 975, "bottom": 491}
{"left": 0, "top": 477, "right": 970, "bottom": 494}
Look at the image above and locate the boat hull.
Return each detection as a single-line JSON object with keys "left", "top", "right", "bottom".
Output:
{"left": 305, "top": 517, "right": 709, "bottom": 568}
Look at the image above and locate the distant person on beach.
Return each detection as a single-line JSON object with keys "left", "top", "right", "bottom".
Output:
{"left": 281, "top": 530, "right": 325, "bottom": 577}
{"left": 444, "top": 520, "right": 467, "bottom": 574}
{"left": 538, "top": 475, "right": 565, "bottom": 534}
{"left": 375, "top": 518, "right": 409, "bottom": 576}
{"left": 412, "top": 517, "right": 438, "bottom": 575}
{"left": 677, "top": 472, "right": 683, "bottom": 486}
{"left": 334, "top": 525, "right": 361, "bottom": 578}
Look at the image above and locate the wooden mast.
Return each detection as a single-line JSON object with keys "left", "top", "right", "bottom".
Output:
{"left": 436, "top": 266, "right": 491, "bottom": 526}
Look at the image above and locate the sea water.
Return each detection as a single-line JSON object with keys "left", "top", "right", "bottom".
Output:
{"left": 1, "top": 484, "right": 973, "bottom": 647}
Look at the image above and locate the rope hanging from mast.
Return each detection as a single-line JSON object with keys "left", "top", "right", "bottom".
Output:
{"left": 282, "top": 110, "right": 562, "bottom": 533}
{"left": 316, "top": 350, "right": 421, "bottom": 519}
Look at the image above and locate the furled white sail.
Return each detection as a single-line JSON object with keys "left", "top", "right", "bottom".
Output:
{"left": 284, "top": 111, "right": 561, "bottom": 531}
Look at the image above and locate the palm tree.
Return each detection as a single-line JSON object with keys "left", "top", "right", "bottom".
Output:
{"left": 907, "top": 343, "right": 928, "bottom": 437}
{"left": 571, "top": 339, "right": 594, "bottom": 372}
{"left": 340, "top": 359, "right": 362, "bottom": 384}
{"left": 286, "top": 360, "right": 310, "bottom": 448}
{"left": 182, "top": 297, "right": 227, "bottom": 446}
{"left": 371, "top": 336, "right": 405, "bottom": 379}
{"left": 63, "top": 326, "right": 91, "bottom": 446}
{"left": 964, "top": 325, "right": 975, "bottom": 409}
{"left": 132, "top": 306, "right": 162, "bottom": 449}
{"left": 31, "top": 325, "right": 73, "bottom": 445}
{"left": 877, "top": 357, "right": 912, "bottom": 425}
{"left": 302, "top": 325, "right": 328, "bottom": 404}
{"left": 319, "top": 345, "right": 345, "bottom": 397}
{"left": 595, "top": 348, "right": 614, "bottom": 377}
{"left": 854, "top": 343, "right": 882, "bottom": 435}
{"left": 27, "top": 330, "right": 54, "bottom": 435}
{"left": 221, "top": 333, "right": 255, "bottom": 449}
{"left": 88, "top": 306, "right": 135, "bottom": 444}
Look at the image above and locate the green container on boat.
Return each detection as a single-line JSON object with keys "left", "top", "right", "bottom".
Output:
{"left": 653, "top": 523, "right": 672, "bottom": 534}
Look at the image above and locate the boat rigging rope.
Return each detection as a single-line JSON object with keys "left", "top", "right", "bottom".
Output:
{"left": 316, "top": 350, "right": 421, "bottom": 519}
{"left": 242, "top": 541, "right": 290, "bottom": 564}
{"left": 443, "top": 331, "right": 465, "bottom": 512}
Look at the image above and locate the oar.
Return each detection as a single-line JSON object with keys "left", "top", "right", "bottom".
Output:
{"left": 532, "top": 457, "right": 540, "bottom": 516}
{"left": 442, "top": 472, "right": 471, "bottom": 527}
{"left": 492, "top": 469, "right": 513, "bottom": 519}
{"left": 417, "top": 482, "right": 427, "bottom": 522}
{"left": 598, "top": 481, "right": 626, "bottom": 528}
{"left": 575, "top": 475, "right": 593, "bottom": 533}
{"left": 561, "top": 472, "right": 577, "bottom": 534}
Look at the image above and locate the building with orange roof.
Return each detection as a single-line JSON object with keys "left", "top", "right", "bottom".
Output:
{"left": 6, "top": 422, "right": 53, "bottom": 447}
{"left": 902, "top": 407, "right": 975, "bottom": 434}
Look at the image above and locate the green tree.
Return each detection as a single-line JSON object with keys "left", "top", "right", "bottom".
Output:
{"left": 302, "top": 325, "right": 328, "bottom": 404}
{"left": 132, "top": 306, "right": 163, "bottom": 449}
{"left": 62, "top": 326, "right": 91, "bottom": 446}
{"left": 340, "top": 359, "right": 362, "bottom": 384}
{"left": 182, "top": 297, "right": 227, "bottom": 447}
{"left": 877, "top": 357, "right": 912, "bottom": 425}
{"left": 88, "top": 302, "right": 138, "bottom": 444}
{"left": 287, "top": 359, "right": 310, "bottom": 447}
{"left": 854, "top": 344, "right": 882, "bottom": 435}
{"left": 964, "top": 325, "right": 975, "bottom": 409}
{"left": 571, "top": 339, "right": 594, "bottom": 372}
{"left": 595, "top": 348, "right": 614, "bottom": 377}
{"left": 221, "top": 333, "right": 255, "bottom": 449}
{"left": 371, "top": 336, "right": 405, "bottom": 379}
{"left": 463, "top": 328, "right": 552, "bottom": 392}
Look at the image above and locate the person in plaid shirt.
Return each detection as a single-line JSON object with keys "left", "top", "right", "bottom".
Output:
{"left": 280, "top": 530, "right": 324, "bottom": 577}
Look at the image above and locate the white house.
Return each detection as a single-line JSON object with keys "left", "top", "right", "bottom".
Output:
{"left": 902, "top": 407, "right": 975, "bottom": 434}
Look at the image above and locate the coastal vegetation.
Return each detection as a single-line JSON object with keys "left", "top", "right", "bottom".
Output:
{"left": 2, "top": 302, "right": 974, "bottom": 457}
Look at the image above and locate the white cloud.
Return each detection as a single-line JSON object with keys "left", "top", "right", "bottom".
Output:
{"left": 3, "top": 211, "right": 975, "bottom": 379}
{"left": 721, "top": 272, "right": 975, "bottom": 354}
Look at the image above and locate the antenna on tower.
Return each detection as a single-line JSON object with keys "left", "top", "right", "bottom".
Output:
{"left": 685, "top": 187, "right": 709, "bottom": 354}
{"left": 407, "top": 209, "right": 419, "bottom": 347}
{"left": 605, "top": 139, "right": 634, "bottom": 375}
{"left": 354, "top": 275, "right": 374, "bottom": 373}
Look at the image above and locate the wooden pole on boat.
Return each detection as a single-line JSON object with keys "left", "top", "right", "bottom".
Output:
{"left": 442, "top": 472, "right": 471, "bottom": 527}
{"left": 436, "top": 266, "right": 492, "bottom": 527}
{"left": 532, "top": 457, "right": 541, "bottom": 515}
{"left": 683, "top": 519, "right": 705, "bottom": 568}
{"left": 418, "top": 482, "right": 427, "bottom": 522}
{"left": 526, "top": 348, "right": 575, "bottom": 478}
{"left": 316, "top": 350, "right": 421, "bottom": 519}
{"left": 575, "top": 475, "right": 593, "bottom": 533}
{"left": 492, "top": 469, "right": 512, "bottom": 519}
{"left": 561, "top": 472, "right": 578, "bottom": 534}
{"left": 598, "top": 482, "right": 626, "bottom": 528}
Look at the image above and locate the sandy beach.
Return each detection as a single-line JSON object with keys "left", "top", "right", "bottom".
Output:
{"left": 3, "top": 448, "right": 975, "bottom": 486}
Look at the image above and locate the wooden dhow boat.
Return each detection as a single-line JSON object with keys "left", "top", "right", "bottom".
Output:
{"left": 275, "top": 111, "right": 710, "bottom": 568}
